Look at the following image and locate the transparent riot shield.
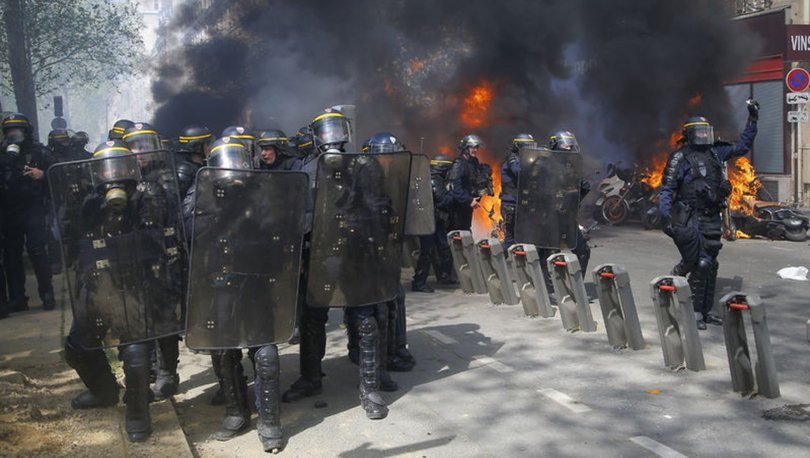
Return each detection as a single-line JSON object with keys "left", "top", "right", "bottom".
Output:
{"left": 404, "top": 153, "right": 435, "bottom": 235}
{"left": 185, "top": 169, "right": 308, "bottom": 350}
{"left": 514, "top": 148, "right": 582, "bottom": 250}
{"left": 307, "top": 151, "right": 411, "bottom": 308}
{"left": 48, "top": 151, "right": 186, "bottom": 349}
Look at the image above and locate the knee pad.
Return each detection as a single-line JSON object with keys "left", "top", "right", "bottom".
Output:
{"left": 695, "top": 257, "right": 713, "bottom": 276}
{"left": 254, "top": 345, "right": 279, "bottom": 379}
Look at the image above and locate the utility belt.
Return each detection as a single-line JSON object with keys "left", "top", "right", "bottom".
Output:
{"left": 672, "top": 200, "right": 721, "bottom": 225}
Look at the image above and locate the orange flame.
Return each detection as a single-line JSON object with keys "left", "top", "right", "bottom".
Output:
{"left": 455, "top": 80, "right": 504, "bottom": 239}
{"left": 727, "top": 156, "right": 761, "bottom": 214}
{"left": 735, "top": 229, "right": 751, "bottom": 239}
{"left": 459, "top": 80, "right": 495, "bottom": 130}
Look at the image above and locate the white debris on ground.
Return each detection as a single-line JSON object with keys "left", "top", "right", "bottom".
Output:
{"left": 776, "top": 266, "right": 809, "bottom": 281}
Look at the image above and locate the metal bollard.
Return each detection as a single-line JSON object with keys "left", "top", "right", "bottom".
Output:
{"left": 592, "top": 264, "right": 646, "bottom": 350}
{"left": 447, "top": 230, "right": 487, "bottom": 294}
{"left": 650, "top": 276, "right": 705, "bottom": 371}
{"left": 476, "top": 238, "right": 520, "bottom": 306}
{"left": 509, "top": 244, "right": 555, "bottom": 318}
{"left": 547, "top": 252, "right": 596, "bottom": 332}
{"left": 721, "top": 293, "right": 780, "bottom": 399}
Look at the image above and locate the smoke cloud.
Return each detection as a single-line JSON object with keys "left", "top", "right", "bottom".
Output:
{"left": 151, "top": 0, "right": 759, "bottom": 167}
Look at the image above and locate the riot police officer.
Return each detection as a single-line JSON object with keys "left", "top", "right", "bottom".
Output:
{"left": 0, "top": 113, "right": 56, "bottom": 311}
{"left": 447, "top": 134, "right": 486, "bottom": 231}
{"left": 411, "top": 153, "right": 457, "bottom": 291}
{"left": 501, "top": 133, "right": 537, "bottom": 249}
{"left": 283, "top": 111, "right": 393, "bottom": 420}
{"left": 121, "top": 123, "right": 185, "bottom": 400}
{"left": 660, "top": 100, "right": 759, "bottom": 330}
{"left": 257, "top": 129, "right": 301, "bottom": 171}
{"left": 185, "top": 138, "right": 287, "bottom": 447}
{"left": 69, "top": 131, "right": 91, "bottom": 160}
{"left": 175, "top": 124, "right": 213, "bottom": 197}
{"left": 59, "top": 140, "right": 185, "bottom": 442}
{"left": 547, "top": 130, "right": 591, "bottom": 273}
{"left": 47, "top": 129, "right": 73, "bottom": 163}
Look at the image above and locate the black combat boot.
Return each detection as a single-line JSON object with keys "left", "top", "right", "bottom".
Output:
{"left": 65, "top": 338, "right": 120, "bottom": 409}
{"left": 121, "top": 343, "right": 152, "bottom": 442}
{"left": 254, "top": 345, "right": 285, "bottom": 453}
{"left": 213, "top": 350, "right": 250, "bottom": 441}
{"left": 358, "top": 316, "right": 388, "bottom": 420}
{"left": 153, "top": 336, "right": 180, "bottom": 399}
{"left": 282, "top": 311, "right": 325, "bottom": 403}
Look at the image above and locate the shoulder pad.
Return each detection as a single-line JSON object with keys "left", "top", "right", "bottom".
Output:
{"left": 713, "top": 140, "right": 732, "bottom": 147}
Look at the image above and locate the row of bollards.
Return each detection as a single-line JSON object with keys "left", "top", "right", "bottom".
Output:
{"left": 444, "top": 230, "right": 781, "bottom": 399}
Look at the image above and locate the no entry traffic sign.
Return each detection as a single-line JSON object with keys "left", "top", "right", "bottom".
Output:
{"left": 786, "top": 68, "right": 810, "bottom": 92}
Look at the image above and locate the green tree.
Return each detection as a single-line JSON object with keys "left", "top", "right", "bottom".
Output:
{"left": 0, "top": 0, "right": 143, "bottom": 136}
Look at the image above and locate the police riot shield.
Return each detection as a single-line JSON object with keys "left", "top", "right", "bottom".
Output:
{"left": 307, "top": 151, "right": 411, "bottom": 308}
{"left": 48, "top": 151, "right": 186, "bottom": 349}
{"left": 515, "top": 148, "right": 582, "bottom": 250}
{"left": 404, "top": 153, "right": 435, "bottom": 235}
{"left": 185, "top": 168, "right": 308, "bottom": 350}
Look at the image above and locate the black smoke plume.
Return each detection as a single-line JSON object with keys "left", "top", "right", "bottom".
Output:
{"left": 151, "top": 0, "right": 758, "bottom": 167}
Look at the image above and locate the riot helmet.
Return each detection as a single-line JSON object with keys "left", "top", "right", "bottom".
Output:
{"left": 71, "top": 131, "right": 90, "bottom": 150}
{"left": 430, "top": 153, "right": 454, "bottom": 174}
{"left": 510, "top": 133, "right": 537, "bottom": 153}
{"left": 682, "top": 116, "right": 714, "bottom": 148}
{"left": 310, "top": 111, "right": 350, "bottom": 153}
{"left": 362, "top": 131, "right": 405, "bottom": 154}
{"left": 177, "top": 124, "right": 213, "bottom": 157}
{"left": 293, "top": 126, "right": 314, "bottom": 157}
{"left": 122, "top": 122, "right": 163, "bottom": 153}
{"left": 2, "top": 113, "right": 32, "bottom": 145}
{"left": 256, "top": 129, "right": 289, "bottom": 149}
{"left": 108, "top": 119, "right": 134, "bottom": 140}
{"left": 257, "top": 129, "right": 289, "bottom": 166}
{"left": 91, "top": 140, "right": 140, "bottom": 211}
{"left": 458, "top": 134, "right": 484, "bottom": 156}
{"left": 48, "top": 129, "right": 71, "bottom": 151}
{"left": 548, "top": 130, "right": 579, "bottom": 152}
{"left": 221, "top": 125, "right": 255, "bottom": 150}
{"left": 208, "top": 137, "right": 252, "bottom": 169}
{"left": 208, "top": 138, "right": 253, "bottom": 192}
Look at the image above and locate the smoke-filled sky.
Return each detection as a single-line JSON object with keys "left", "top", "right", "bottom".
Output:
{"left": 151, "top": 0, "right": 760, "bottom": 167}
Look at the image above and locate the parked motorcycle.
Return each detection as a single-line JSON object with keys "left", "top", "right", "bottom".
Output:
{"left": 595, "top": 163, "right": 657, "bottom": 225}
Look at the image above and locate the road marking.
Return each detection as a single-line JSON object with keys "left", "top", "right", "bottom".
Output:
{"left": 423, "top": 330, "right": 458, "bottom": 345}
{"left": 470, "top": 356, "right": 514, "bottom": 373}
{"left": 629, "top": 436, "right": 687, "bottom": 458}
{"left": 537, "top": 388, "right": 591, "bottom": 413}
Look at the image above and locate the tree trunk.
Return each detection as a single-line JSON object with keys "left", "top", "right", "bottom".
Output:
{"left": 3, "top": 0, "right": 39, "bottom": 139}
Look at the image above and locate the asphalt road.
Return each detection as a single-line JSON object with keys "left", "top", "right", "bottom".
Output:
{"left": 174, "top": 223, "right": 810, "bottom": 457}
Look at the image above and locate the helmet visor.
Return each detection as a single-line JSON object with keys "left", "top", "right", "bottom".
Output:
{"left": 208, "top": 144, "right": 252, "bottom": 169}
{"left": 685, "top": 123, "right": 714, "bottom": 146}
{"left": 91, "top": 153, "right": 140, "bottom": 185}
{"left": 123, "top": 131, "right": 163, "bottom": 153}
{"left": 312, "top": 115, "right": 350, "bottom": 147}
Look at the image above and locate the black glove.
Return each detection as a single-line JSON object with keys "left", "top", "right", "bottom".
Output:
{"left": 579, "top": 179, "right": 591, "bottom": 198}
{"left": 661, "top": 214, "right": 674, "bottom": 238}
{"left": 747, "top": 98, "right": 759, "bottom": 122}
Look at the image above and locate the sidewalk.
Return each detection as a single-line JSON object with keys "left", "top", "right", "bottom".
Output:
{"left": 0, "top": 274, "right": 192, "bottom": 457}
